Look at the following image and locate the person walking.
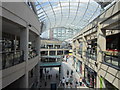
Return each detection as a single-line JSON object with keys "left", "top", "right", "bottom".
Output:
{"left": 71, "top": 70, "right": 73, "bottom": 76}
{"left": 69, "top": 76, "right": 73, "bottom": 88}
{"left": 65, "top": 76, "right": 69, "bottom": 88}
{"left": 45, "top": 81, "right": 47, "bottom": 87}
{"left": 62, "top": 77, "right": 66, "bottom": 88}
{"left": 79, "top": 77, "right": 82, "bottom": 86}
{"left": 75, "top": 78, "right": 78, "bottom": 88}
{"left": 56, "top": 73, "right": 58, "bottom": 78}
{"left": 67, "top": 70, "right": 69, "bottom": 76}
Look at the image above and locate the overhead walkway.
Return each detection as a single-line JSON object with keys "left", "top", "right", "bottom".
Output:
{"left": 40, "top": 62, "right": 61, "bottom": 68}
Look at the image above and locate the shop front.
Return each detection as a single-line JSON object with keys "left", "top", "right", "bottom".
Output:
{"left": 84, "top": 65, "right": 97, "bottom": 88}
{"left": 76, "top": 60, "right": 82, "bottom": 75}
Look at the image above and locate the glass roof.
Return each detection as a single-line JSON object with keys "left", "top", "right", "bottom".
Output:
{"left": 35, "top": 0, "right": 102, "bottom": 41}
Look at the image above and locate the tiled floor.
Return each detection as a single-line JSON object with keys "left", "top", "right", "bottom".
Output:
{"left": 60, "top": 56, "right": 87, "bottom": 88}
{"left": 39, "top": 56, "right": 87, "bottom": 89}
{"left": 39, "top": 67, "right": 60, "bottom": 88}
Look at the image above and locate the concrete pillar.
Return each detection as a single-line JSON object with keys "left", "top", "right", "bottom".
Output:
{"left": 55, "top": 49, "right": 57, "bottom": 55}
{"left": 72, "top": 41, "right": 75, "bottom": 61}
{"left": 56, "top": 58, "right": 58, "bottom": 62}
{"left": 35, "top": 35, "right": 40, "bottom": 87}
{"left": 96, "top": 23, "right": 106, "bottom": 88}
{"left": 97, "top": 23, "right": 106, "bottom": 63}
{"left": 63, "top": 50, "right": 64, "bottom": 55}
{"left": 0, "top": 8, "right": 2, "bottom": 89}
{"left": 20, "top": 26, "right": 29, "bottom": 88}
{"left": 82, "top": 35, "right": 87, "bottom": 59}
{"left": 76, "top": 39, "right": 79, "bottom": 54}
{"left": 48, "top": 51, "right": 50, "bottom": 56}
{"left": 82, "top": 62, "right": 85, "bottom": 77}
{"left": 45, "top": 43, "right": 47, "bottom": 49}
{"left": 53, "top": 44, "right": 55, "bottom": 49}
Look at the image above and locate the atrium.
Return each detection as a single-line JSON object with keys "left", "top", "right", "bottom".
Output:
{"left": 0, "top": 0, "right": 120, "bottom": 89}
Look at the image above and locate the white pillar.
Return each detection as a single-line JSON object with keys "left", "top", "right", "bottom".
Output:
{"left": 82, "top": 35, "right": 87, "bottom": 60}
{"left": 97, "top": 23, "right": 106, "bottom": 88}
{"left": 35, "top": 35, "right": 40, "bottom": 87}
{"left": 56, "top": 48, "right": 57, "bottom": 55}
{"left": 20, "top": 26, "right": 29, "bottom": 88}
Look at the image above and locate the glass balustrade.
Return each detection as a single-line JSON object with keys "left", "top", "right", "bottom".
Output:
{"left": 1, "top": 50, "right": 24, "bottom": 69}
{"left": 102, "top": 51, "right": 120, "bottom": 69}
{"left": 85, "top": 51, "right": 97, "bottom": 60}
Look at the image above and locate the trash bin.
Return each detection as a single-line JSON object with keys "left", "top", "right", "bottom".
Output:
{"left": 51, "top": 82, "right": 57, "bottom": 90}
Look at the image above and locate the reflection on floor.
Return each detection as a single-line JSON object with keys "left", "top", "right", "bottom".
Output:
{"left": 40, "top": 67, "right": 60, "bottom": 88}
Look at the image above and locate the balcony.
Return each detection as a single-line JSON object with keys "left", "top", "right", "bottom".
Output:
{"left": 1, "top": 50, "right": 24, "bottom": 69}
{"left": 102, "top": 51, "right": 120, "bottom": 69}
{"left": 40, "top": 46, "right": 63, "bottom": 49}
{"left": 41, "top": 57, "right": 62, "bottom": 63}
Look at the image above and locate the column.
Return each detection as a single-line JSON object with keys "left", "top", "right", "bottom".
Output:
{"left": 76, "top": 39, "right": 79, "bottom": 55}
{"left": 82, "top": 35, "right": 87, "bottom": 59}
{"left": 48, "top": 45, "right": 50, "bottom": 57}
{"left": 55, "top": 48, "right": 58, "bottom": 62}
{"left": 96, "top": 23, "right": 106, "bottom": 88}
{"left": 35, "top": 35, "right": 40, "bottom": 87}
{"left": 82, "top": 63, "right": 85, "bottom": 77}
{"left": 72, "top": 41, "right": 75, "bottom": 61}
{"left": 0, "top": 7, "right": 2, "bottom": 89}
{"left": 63, "top": 50, "right": 64, "bottom": 55}
{"left": 97, "top": 23, "right": 106, "bottom": 63}
{"left": 53, "top": 44, "right": 55, "bottom": 49}
{"left": 20, "top": 26, "right": 29, "bottom": 88}
{"left": 55, "top": 48, "right": 57, "bottom": 55}
{"left": 82, "top": 35, "right": 87, "bottom": 80}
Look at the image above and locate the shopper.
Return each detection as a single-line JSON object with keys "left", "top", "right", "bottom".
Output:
{"left": 62, "top": 77, "right": 65, "bottom": 88}
{"left": 48, "top": 74, "right": 51, "bottom": 79}
{"left": 45, "top": 81, "right": 47, "bottom": 87}
{"left": 75, "top": 78, "right": 78, "bottom": 88}
{"left": 71, "top": 70, "right": 73, "bottom": 75}
{"left": 44, "top": 68, "right": 46, "bottom": 73}
{"left": 65, "top": 76, "right": 69, "bottom": 88}
{"left": 67, "top": 70, "right": 69, "bottom": 76}
{"left": 69, "top": 76, "right": 73, "bottom": 88}
{"left": 56, "top": 73, "right": 58, "bottom": 78}
{"left": 79, "top": 77, "right": 82, "bottom": 86}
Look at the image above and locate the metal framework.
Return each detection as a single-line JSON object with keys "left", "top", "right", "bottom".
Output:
{"left": 35, "top": 0, "right": 113, "bottom": 41}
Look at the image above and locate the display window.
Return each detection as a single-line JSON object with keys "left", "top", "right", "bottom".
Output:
{"left": 84, "top": 65, "right": 97, "bottom": 88}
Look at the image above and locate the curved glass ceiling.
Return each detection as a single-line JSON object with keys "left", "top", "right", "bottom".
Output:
{"left": 35, "top": 0, "right": 102, "bottom": 41}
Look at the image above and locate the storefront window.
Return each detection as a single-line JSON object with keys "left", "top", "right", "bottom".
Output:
{"left": 84, "top": 66, "right": 97, "bottom": 88}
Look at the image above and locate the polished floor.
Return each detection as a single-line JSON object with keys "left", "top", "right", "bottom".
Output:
{"left": 39, "top": 56, "right": 87, "bottom": 88}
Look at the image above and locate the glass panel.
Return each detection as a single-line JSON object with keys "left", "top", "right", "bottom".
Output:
{"left": 36, "top": 0, "right": 102, "bottom": 41}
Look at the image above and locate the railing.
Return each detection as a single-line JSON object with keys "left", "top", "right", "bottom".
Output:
{"left": 1, "top": 50, "right": 24, "bottom": 69}
{"left": 41, "top": 47, "right": 47, "bottom": 49}
{"left": 41, "top": 54, "right": 48, "bottom": 56}
{"left": 41, "top": 47, "right": 64, "bottom": 49}
{"left": 102, "top": 51, "right": 120, "bottom": 68}
{"left": 41, "top": 58, "right": 62, "bottom": 63}
{"left": 49, "top": 54, "right": 56, "bottom": 56}
{"left": 85, "top": 51, "right": 97, "bottom": 60}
